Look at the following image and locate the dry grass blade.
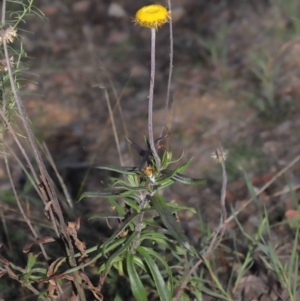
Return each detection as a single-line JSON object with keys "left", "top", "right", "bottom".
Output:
{"left": 42, "top": 142, "right": 73, "bottom": 209}
{"left": 173, "top": 147, "right": 228, "bottom": 301}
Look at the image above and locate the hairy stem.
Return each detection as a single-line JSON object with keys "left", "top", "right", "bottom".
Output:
{"left": 148, "top": 28, "right": 161, "bottom": 171}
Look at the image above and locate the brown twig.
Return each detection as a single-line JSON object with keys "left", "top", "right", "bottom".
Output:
{"left": 0, "top": 263, "right": 48, "bottom": 301}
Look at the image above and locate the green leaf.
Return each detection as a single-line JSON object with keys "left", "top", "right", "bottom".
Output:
{"left": 25, "top": 253, "right": 36, "bottom": 273}
{"left": 166, "top": 202, "right": 197, "bottom": 214}
{"left": 175, "top": 158, "right": 193, "bottom": 174}
{"left": 122, "top": 197, "right": 141, "bottom": 212}
{"left": 94, "top": 165, "right": 139, "bottom": 175}
{"left": 102, "top": 212, "right": 142, "bottom": 255}
{"left": 157, "top": 159, "right": 205, "bottom": 187}
{"left": 103, "top": 232, "right": 138, "bottom": 275}
{"left": 126, "top": 252, "right": 148, "bottom": 301}
{"left": 127, "top": 174, "right": 140, "bottom": 187}
{"left": 78, "top": 193, "right": 126, "bottom": 216}
{"left": 89, "top": 214, "right": 125, "bottom": 220}
{"left": 112, "top": 181, "right": 147, "bottom": 192}
{"left": 161, "top": 149, "right": 172, "bottom": 169}
{"left": 140, "top": 247, "right": 174, "bottom": 295}
{"left": 149, "top": 194, "right": 197, "bottom": 255}
{"left": 137, "top": 246, "right": 171, "bottom": 301}
{"left": 156, "top": 170, "right": 177, "bottom": 185}
{"left": 156, "top": 177, "right": 176, "bottom": 189}
{"left": 172, "top": 173, "right": 206, "bottom": 185}
{"left": 78, "top": 191, "right": 122, "bottom": 202}
{"left": 113, "top": 294, "right": 123, "bottom": 301}
{"left": 140, "top": 230, "right": 187, "bottom": 255}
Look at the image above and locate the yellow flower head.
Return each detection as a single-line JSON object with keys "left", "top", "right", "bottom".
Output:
{"left": 134, "top": 4, "right": 170, "bottom": 29}
{"left": 143, "top": 165, "right": 155, "bottom": 177}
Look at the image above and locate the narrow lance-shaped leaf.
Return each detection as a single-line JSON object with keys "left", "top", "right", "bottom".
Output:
{"left": 102, "top": 212, "right": 143, "bottom": 256}
{"left": 126, "top": 252, "right": 148, "bottom": 301}
{"left": 137, "top": 246, "right": 171, "bottom": 301}
{"left": 103, "top": 232, "right": 138, "bottom": 276}
{"left": 172, "top": 172, "right": 206, "bottom": 185}
{"left": 148, "top": 194, "right": 193, "bottom": 253}
{"left": 140, "top": 247, "right": 174, "bottom": 296}
{"left": 25, "top": 253, "right": 36, "bottom": 273}
{"left": 78, "top": 191, "right": 123, "bottom": 202}
{"left": 93, "top": 165, "right": 139, "bottom": 175}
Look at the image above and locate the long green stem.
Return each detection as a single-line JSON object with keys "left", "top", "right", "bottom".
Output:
{"left": 148, "top": 28, "right": 161, "bottom": 170}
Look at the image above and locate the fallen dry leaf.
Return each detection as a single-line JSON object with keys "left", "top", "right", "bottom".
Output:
{"left": 285, "top": 209, "right": 300, "bottom": 229}
{"left": 23, "top": 236, "right": 55, "bottom": 253}
{"left": 67, "top": 218, "right": 88, "bottom": 260}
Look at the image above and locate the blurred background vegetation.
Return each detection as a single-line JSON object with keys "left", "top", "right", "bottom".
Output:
{"left": 1, "top": 0, "right": 300, "bottom": 300}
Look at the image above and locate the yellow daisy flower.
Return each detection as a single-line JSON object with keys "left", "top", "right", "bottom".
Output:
{"left": 134, "top": 4, "right": 170, "bottom": 29}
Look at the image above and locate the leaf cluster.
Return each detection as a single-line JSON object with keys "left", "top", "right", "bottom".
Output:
{"left": 78, "top": 147, "right": 205, "bottom": 300}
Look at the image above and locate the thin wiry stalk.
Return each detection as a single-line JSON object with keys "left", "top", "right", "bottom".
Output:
{"left": 107, "top": 79, "right": 132, "bottom": 163}
{"left": 0, "top": 201, "right": 12, "bottom": 255}
{"left": 3, "top": 42, "right": 62, "bottom": 231}
{"left": 7, "top": 145, "right": 44, "bottom": 200}
{"left": 160, "top": 0, "right": 174, "bottom": 138}
{"left": 148, "top": 28, "right": 161, "bottom": 170}
{"left": 83, "top": 24, "right": 131, "bottom": 164}
{"left": 3, "top": 148, "right": 49, "bottom": 260}
{"left": 174, "top": 151, "right": 228, "bottom": 301}
{"left": 42, "top": 142, "right": 73, "bottom": 209}
{"left": 1, "top": 0, "right": 13, "bottom": 257}
{"left": 1, "top": 0, "right": 6, "bottom": 26}
{"left": 0, "top": 109, "right": 48, "bottom": 203}
{"left": 1, "top": 0, "right": 49, "bottom": 272}
{"left": 103, "top": 87, "right": 124, "bottom": 166}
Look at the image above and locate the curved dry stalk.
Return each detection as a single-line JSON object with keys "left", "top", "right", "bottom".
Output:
{"left": 6, "top": 144, "right": 44, "bottom": 200}
{"left": 0, "top": 109, "right": 41, "bottom": 193}
{"left": 225, "top": 153, "right": 300, "bottom": 225}
{"left": 2, "top": 145, "right": 49, "bottom": 260}
{"left": 42, "top": 142, "right": 73, "bottom": 210}
{"left": 103, "top": 87, "right": 124, "bottom": 166}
